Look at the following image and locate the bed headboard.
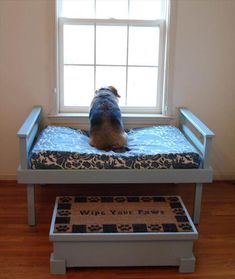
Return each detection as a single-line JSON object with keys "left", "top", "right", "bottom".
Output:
{"left": 179, "top": 108, "right": 215, "bottom": 169}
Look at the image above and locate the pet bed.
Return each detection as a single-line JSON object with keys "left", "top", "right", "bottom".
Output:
{"left": 17, "top": 107, "right": 214, "bottom": 226}
{"left": 31, "top": 125, "right": 200, "bottom": 170}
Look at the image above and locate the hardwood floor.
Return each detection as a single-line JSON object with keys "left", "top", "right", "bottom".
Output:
{"left": 0, "top": 181, "right": 235, "bottom": 278}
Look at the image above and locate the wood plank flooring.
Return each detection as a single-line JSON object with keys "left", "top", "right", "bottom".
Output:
{"left": 0, "top": 181, "right": 235, "bottom": 278}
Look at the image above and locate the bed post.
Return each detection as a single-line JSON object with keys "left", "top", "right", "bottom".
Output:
{"left": 193, "top": 183, "right": 203, "bottom": 224}
{"left": 179, "top": 108, "right": 215, "bottom": 225}
{"left": 27, "top": 184, "right": 36, "bottom": 226}
{"left": 17, "top": 106, "right": 42, "bottom": 226}
{"left": 193, "top": 134, "right": 213, "bottom": 224}
{"left": 19, "top": 133, "right": 36, "bottom": 226}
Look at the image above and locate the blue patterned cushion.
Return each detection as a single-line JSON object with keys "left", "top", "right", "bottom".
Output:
{"left": 30, "top": 126, "right": 201, "bottom": 169}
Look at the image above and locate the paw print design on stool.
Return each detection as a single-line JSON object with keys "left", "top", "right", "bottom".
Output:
{"left": 55, "top": 225, "right": 70, "bottom": 233}
{"left": 57, "top": 210, "right": 71, "bottom": 217}
{"left": 117, "top": 224, "right": 133, "bottom": 233}
{"left": 178, "top": 223, "right": 192, "bottom": 231}
{"left": 87, "top": 224, "right": 103, "bottom": 232}
{"left": 147, "top": 224, "right": 162, "bottom": 232}
{"left": 59, "top": 197, "right": 72, "bottom": 203}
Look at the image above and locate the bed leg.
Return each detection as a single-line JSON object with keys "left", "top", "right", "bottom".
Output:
{"left": 193, "top": 183, "right": 203, "bottom": 225}
{"left": 27, "top": 184, "right": 36, "bottom": 226}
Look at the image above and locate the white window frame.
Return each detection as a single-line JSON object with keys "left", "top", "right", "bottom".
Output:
{"left": 55, "top": 1, "right": 170, "bottom": 116}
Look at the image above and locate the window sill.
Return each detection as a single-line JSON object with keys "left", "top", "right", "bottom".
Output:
{"left": 48, "top": 112, "right": 175, "bottom": 129}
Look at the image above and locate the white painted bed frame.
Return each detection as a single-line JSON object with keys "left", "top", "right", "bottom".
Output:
{"left": 17, "top": 107, "right": 215, "bottom": 226}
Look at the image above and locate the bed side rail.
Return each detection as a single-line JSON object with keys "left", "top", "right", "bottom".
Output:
{"left": 17, "top": 106, "right": 42, "bottom": 169}
{"left": 179, "top": 108, "right": 215, "bottom": 169}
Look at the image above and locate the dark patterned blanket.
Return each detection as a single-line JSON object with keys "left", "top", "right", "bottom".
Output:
{"left": 31, "top": 125, "right": 200, "bottom": 169}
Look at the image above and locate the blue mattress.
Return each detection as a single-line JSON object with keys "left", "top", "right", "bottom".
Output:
{"left": 30, "top": 126, "right": 201, "bottom": 170}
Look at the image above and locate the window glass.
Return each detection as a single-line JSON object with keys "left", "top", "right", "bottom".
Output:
{"left": 127, "top": 67, "right": 158, "bottom": 107}
{"left": 63, "top": 25, "right": 94, "bottom": 65}
{"left": 128, "top": 26, "right": 159, "bottom": 66}
{"left": 96, "top": 0, "right": 128, "bottom": 19}
{"left": 129, "top": 0, "right": 162, "bottom": 19}
{"left": 64, "top": 66, "right": 94, "bottom": 106}
{"left": 61, "top": 0, "right": 94, "bottom": 18}
{"left": 96, "top": 26, "right": 127, "bottom": 65}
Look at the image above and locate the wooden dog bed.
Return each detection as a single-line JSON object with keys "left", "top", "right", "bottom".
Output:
{"left": 50, "top": 195, "right": 198, "bottom": 274}
{"left": 17, "top": 107, "right": 215, "bottom": 227}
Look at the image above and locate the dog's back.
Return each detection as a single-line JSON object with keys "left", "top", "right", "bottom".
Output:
{"left": 89, "top": 87, "right": 128, "bottom": 151}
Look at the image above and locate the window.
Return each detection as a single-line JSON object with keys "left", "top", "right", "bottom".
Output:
{"left": 56, "top": 0, "right": 170, "bottom": 114}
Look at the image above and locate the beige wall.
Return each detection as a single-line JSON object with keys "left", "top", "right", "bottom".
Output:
{"left": 0, "top": 0, "right": 234, "bottom": 180}
{"left": 169, "top": 0, "right": 235, "bottom": 179}
{"left": 0, "top": 0, "right": 54, "bottom": 179}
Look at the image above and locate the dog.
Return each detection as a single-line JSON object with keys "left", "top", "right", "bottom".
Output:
{"left": 89, "top": 86, "right": 128, "bottom": 152}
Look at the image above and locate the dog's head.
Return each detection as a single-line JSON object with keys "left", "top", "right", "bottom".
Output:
{"left": 95, "top": 86, "right": 121, "bottom": 100}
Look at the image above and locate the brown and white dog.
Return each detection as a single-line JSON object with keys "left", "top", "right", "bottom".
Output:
{"left": 89, "top": 86, "right": 128, "bottom": 152}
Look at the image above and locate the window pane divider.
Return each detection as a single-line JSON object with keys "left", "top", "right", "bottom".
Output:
{"left": 60, "top": 17, "right": 164, "bottom": 27}
{"left": 59, "top": 105, "right": 163, "bottom": 114}
{"left": 64, "top": 64, "right": 159, "bottom": 68}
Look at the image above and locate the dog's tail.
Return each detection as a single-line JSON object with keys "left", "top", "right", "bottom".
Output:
{"left": 107, "top": 145, "right": 130, "bottom": 153}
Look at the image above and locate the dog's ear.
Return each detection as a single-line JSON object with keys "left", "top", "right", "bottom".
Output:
{"left": 108, "top": 86, "right": 121, "bottom": 98}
